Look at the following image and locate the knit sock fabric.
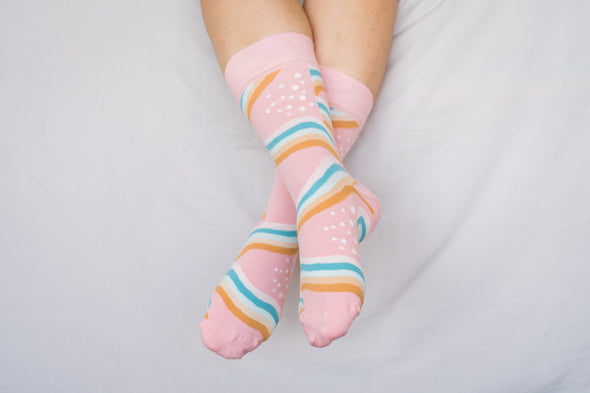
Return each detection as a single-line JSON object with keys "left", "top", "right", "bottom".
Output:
{"left": 200, "top": 33, "right": 379, "bottom": 358}
{"left": 200, "top": 66, "right": 373, "bottom": 358}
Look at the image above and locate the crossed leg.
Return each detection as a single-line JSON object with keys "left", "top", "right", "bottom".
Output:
{"left": 200, "top": 0, "right": 396, "bottom": 359}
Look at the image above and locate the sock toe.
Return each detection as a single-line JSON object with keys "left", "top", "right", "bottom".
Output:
{"left": 200, "top": 319, "right": 263, "bottom": 359}
{"left": 300, "top": 304, "right": 361, "bottom": 347}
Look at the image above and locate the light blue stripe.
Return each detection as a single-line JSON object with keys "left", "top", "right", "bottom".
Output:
{"left": 267, "top": 127, "right": 328, "bottom": 155}
{"left": 250, "top": 228, "right": 297, "bottom": 237}
{"left": 296, "top": 164, "right": 345, "bottom": 211}
{"left": 240, "top": 84, "right": 253, "bottom": 113}
{"left": 296, "top": 169, "right": 348, "bottom": 214}
{"left": 240, "top": 91, "right": 246, "bottom": 112}
{"left": 301, "top": 262, "right": 365, "bottom": 281}
{"left": 227, "top": 269, "right": 279, "bottom": 324}
{"left": 310, "top": 69, "right": 322, "bottom": 77}
{"left": 317, "top": 102, "right": 330, "bottom": 117}
{"left": 266, "top": 121, "right": 334, "bottom": 151}
{"left": 357, "top": 216, "right": 367, "bottom": 243}
{"left": 222, "top": 276, "right": 277, "bottom": 328}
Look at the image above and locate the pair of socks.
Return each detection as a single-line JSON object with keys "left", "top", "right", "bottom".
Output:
{"left": 200, "top": 32, "right": 380, "bottom": 359}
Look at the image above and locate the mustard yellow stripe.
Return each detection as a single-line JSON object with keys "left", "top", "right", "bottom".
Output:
{"left": 219, "top": 280, "right": 275, "bottom": 333}
{"left": 352, "top": 186, "right": 375, "bottom": 216}
{"left": 297, "top": 174, "right": 375, "bottom": 222}
{"left": 301, "top": 275, "right": 364, "bottom": 289}
{"left": 273, "top": 134, "right": 327, "bottom": 159}
{"left": 215, "top": 285, "right": 271, "bottom": 341}
{"left": 332, "top": 120, "right": 359, "bottom": 129}
{"left": 297, "top": 178, "right": 355, "bottom": 230}
{"left": 237, "top": 242, "right": 299, "bottom": 259}
{"left": 298, "top": 177, "right": 354, "bottom": 217}
{"left": 274, "top": 137, "right": 340, "bottom": 166}
{"left": 298, "top": 185, "right": 355, "bottom": 230}
{"left": 313, "top": 82, "right": 325, "bottom": 96}
{"left": 300, "top": 282, "right": 365, "bottom": 304}
{"left": 246, "top": 69, "right": 281, "bottom": 121}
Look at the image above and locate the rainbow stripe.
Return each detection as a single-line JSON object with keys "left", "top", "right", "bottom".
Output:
{"left": 240, "top": 69, "right": 281, "bottom": 121}
{"left": 330, "top": 107, "right": 360, "bottom": 129}
{"left": 215, "top": 264, "right": 282, "bottom": 341}
{"left": 211, "top": 223, "right": 297, "bottom": 340}
{"left": 310, "top": 67, "right": 326, "bottom": 97}
{"left": 299, "top": 256, "right": 366, "bottom": 311}
{"left": 236, "top": 222, "right": 298, "bottom": 259}
{"left": 263, "top": 117, "right": 339, "bottom": 166}
{"left": 295, "top": 159, "right": 374, "bottom": 231}
{"left": 310, "top": 67, "right": 333, "bottom": 133}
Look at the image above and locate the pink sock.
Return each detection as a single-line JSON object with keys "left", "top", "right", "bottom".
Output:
{"left": 200, "top": 33, "right": 379, "bottom": 357}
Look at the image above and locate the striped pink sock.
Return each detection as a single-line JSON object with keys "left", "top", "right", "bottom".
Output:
{"left": 200, "top": 33, "right": 378, "bottom": 358}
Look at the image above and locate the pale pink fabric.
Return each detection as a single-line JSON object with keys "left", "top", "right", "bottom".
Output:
{"left": 319, "top": 65, "right": 374, "bottom": 129}
{"left": 224, "top": 32, "right": 317, "bottom": 101}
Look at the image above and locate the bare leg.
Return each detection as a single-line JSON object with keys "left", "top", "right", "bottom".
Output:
{"left": 200, "top": 0, "right": 312, "bottom": 72}
{"left": 303, "top": 0, "right": 397, "bottom": 100}
{"left": 200, "top": 0, "right": 396, "bottom": 97}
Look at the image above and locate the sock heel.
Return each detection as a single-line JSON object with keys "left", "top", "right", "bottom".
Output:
{"left": 351, "top": 181, "right": 381, "bottom": 237}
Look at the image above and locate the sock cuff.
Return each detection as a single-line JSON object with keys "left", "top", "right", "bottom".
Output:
{"left": 224, "top": 32, "right": 317, "bottom": 102}
{"left": 318, "top": 65, "right": 374, "bottom": 129}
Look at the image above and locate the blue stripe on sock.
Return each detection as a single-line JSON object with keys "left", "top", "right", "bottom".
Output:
{"left": 240, "top": 91, "right": 246, "bottom": 113}
{"left": 250, "top": 228, "right": 297, "bottom": 237}
{"left": 266, "top": 121, "right": 334, "bottom": 151}
{"left": 300, "top": 263, "right": 365, "bottom": 281}
{"left": 296, "top": 164, "right": 345, "bottom": 211}
{"left": 357, "top": 216, "right": 367, "bottom": 243}
{"left": 227, "top": 269, "right": 279, "bottom": 324}
{"left": 317, "top": 102, "right": 330, "bottom": 116}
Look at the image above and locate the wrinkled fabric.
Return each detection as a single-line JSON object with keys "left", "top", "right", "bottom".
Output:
{"left": 1, "top": 0, "right": 589, "bottom": 392}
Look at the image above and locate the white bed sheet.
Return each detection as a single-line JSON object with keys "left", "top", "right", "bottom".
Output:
{"left": 1, "top": 0, "right": 590, "bottom": 392}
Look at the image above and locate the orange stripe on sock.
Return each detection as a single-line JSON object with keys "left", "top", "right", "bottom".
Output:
{"left": 274, "top": 138, "right": 340, "bottom": 166}
{"left": 298, "top": 184, "right": 356, "bottom": 230}
{"left": 332, "top": 120, "right": 359, "bottom": 129}
{"left": 215, "top": 286, "right": 270, "bottom": 341}
{"left": 296, "top": 177, "right": 353, "bottom": 223}
{"left": 298, "top": 176, "right": 375, "bottom": 219}
{"left": 237, "top": 242, "right": 299, "bottom": 259}
{"left": 300, "top": 282, "right": 365, "bottom": 304}
{"left": 246, "top": 69, "right": 281, "bottom": 121}
{"left": 313, "top": 83, "right": 325, "bottom": 96}
{"left": 352, "top": 186, "right": 375, "bottom": 216}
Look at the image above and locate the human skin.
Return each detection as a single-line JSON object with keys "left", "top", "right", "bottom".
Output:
{"left": 200, "top": 0, "right": 397, "bottom": 100}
